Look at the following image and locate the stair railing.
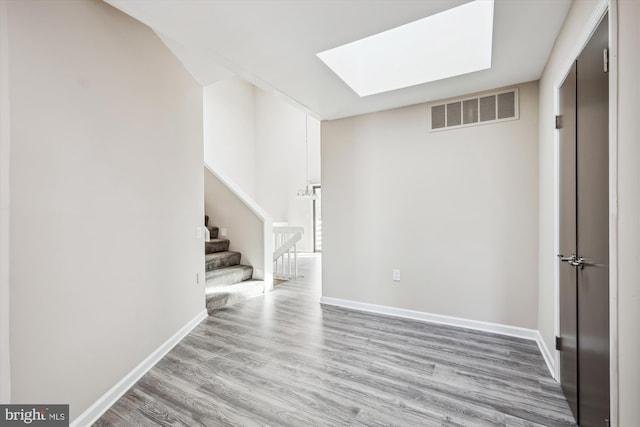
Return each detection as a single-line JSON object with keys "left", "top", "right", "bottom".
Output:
{"left": 273, "top": 226, "right": 303, "bottom": 279}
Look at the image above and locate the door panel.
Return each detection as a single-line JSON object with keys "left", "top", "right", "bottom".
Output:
{"left": 576, "top": 14, "right": 609, "bottom": 427}
{"left": 558, "top": 61, "right": 578, "bottom": 421}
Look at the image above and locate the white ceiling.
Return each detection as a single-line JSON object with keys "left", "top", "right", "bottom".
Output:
{"left": 104, "top": 0, "right": 571, "bottom": 121}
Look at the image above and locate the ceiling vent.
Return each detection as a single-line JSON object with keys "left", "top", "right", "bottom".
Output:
{"left": 430, "top": 88, "right": 519, "bottom": 131}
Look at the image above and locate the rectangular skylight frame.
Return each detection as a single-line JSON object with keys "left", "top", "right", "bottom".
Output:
{"left": 317, "top": 0, "right": 494, "bottom": 97}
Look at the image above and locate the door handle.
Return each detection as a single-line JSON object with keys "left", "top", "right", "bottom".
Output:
{"left": 569, "top": 257, "right": 602, "bottom": 269}
{"left": 557, "top": 254, "right": 577, "bottom": 263}
{"left": 569, "top": 257, "right": 585, "bottom": 269}
{"left": 558, "top": 254, "right": 601, "bottom": 269}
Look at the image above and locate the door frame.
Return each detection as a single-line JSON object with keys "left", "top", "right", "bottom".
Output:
{"left": 553, "top": 0, "right": 619, "bottom": 424}
{"left": 312, "top": 184, "right": 321, "bottom": 253}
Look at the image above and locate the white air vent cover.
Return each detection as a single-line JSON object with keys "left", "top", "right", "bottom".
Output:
{"left": 430, "top": 88, "right": 519, "bottom": 131}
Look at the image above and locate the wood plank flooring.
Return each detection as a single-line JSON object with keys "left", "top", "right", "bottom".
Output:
{"left": 95, "top": 254, "right": 575, "bottom": 426}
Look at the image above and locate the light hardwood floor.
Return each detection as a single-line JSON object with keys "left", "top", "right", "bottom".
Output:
{"left": 95, "top": 254, "right": 575, "bottom": 427}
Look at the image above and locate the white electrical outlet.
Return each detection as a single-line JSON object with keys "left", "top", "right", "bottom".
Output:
{"left": 392, "top": 269, "right": 401, "bottom": 282}
{"left": 220, "top": 228, "right": 228, "bottom": 237}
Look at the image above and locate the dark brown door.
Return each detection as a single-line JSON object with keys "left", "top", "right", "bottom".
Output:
{"left": 558, "top": 13, "right": 609, "bottom": 427}
{"left": 558, "top": 60, "right": 578, "bottom": 420}
{"left": 576, "top": 13, "right": 609, "bottom": 427}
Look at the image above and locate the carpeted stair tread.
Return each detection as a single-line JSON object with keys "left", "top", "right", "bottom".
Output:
{"left": 206, "top": 226, "right": 219, "bottom": 239}
{"left": 205, "top": 238, "right": 230, "bottom": 254}
{"left": 202, "top": 221, "right": 255, "bottom": 312}
{"left": 206, "top": 279, "right": 264, "bottom": 313}
{"left": 205, "top": 264, "right": 253, "bottom": 289}
{"left": 205, "top": 251, "right": 241, "bottom": 271}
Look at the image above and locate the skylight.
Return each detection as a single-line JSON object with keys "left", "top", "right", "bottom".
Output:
{"left": 316, "top": 0, "right": 494, "bottom": 97}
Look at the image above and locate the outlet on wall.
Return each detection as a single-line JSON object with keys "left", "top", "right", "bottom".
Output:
{"left": 220, "top": 228, "right": 227, "bottom": 237}
{"left": 392, "top": 269, "right": 401, "bottom": 282}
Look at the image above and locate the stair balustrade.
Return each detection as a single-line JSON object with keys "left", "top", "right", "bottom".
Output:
{"left": 273, "top": 226, "right": 303, "bottom": 279}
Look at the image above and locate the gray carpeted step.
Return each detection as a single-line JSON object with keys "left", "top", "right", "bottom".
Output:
{"left": 205, "top": 251, "right": 241, "bottom": 272}
{"left": 205, "top": 264, "right": 253, "bottom": 289}
{"left": 206, "top": 226, "right": 219, "bottom": 239}
{"left": 205, "top": 238, "right": 230, "bottom": 254}
{"left": 206, "top": 279, "right": 263, "bottom": 313}
{"left": 202, "top": 222, "right": 256, "bottom": 312}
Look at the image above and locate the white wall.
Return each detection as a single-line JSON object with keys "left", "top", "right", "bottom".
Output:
{"left": 203, "top": 77, "right": 256, "bottom": 196}
{"left": 254, "top": 89, "right": 320, "bottom": 252}
{"left": 6, "top": 0, "right": 205, "bottom": 421}
{"left": 322, "top": 82, "right": 539, "bottom": 328}
{"left": 616, "top": 0, "right": 639, "bottom": 424}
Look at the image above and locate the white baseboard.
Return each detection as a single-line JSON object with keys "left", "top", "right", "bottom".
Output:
{"left": 71, "top": 309, "right": 207, "bottom": 427}
{"left": 535, "top": 330, "right": 557, "bottom": 380}
{"left": 320, "top": 297, "right": 539, "bottom": 341}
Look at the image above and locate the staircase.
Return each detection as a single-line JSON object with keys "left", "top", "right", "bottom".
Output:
{"left": 204, "top": 216, "right": 262, "bottom": 313}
